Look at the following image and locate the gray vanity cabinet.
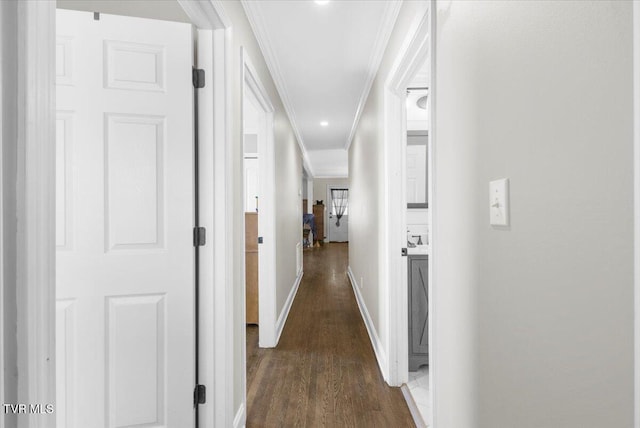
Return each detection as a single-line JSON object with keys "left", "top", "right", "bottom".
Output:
{"left": 408, "top": 255, "right": 429, "bottom": 371}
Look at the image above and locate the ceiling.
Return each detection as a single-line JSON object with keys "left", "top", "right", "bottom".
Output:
{"left": 57, "top": 0, "right": 190, "bottom": 22}
{"left": 58, "top": 0, "right": 402, "bottom": 178}
{"left": 242, "top": 0, "right": 401, "bottom": 178}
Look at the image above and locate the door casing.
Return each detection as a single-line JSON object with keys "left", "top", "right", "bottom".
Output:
{"left": 240, "top": 48, "right": 278, "bottom": 349}
{"left": 633, "top": 3, "right": 640, "bottom": 427}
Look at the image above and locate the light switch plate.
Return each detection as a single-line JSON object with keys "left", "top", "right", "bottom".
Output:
{"left": 489, "top": 178, "right": 509, "bottom": 226}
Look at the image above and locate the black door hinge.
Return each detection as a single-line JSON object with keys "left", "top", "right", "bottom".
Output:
{"left": 193, "top": 227, "right": 206, "bottom": 247}
{"left": 401, "top": 248, "right": 408, "bottom": 256}
{"left": 258, "top": 237, "right": 264, "bottom": 244}
{"left": 192, "top": 68, "right": 205, "bottom": 89}
{"left": 194, "top": 384, "right": 206, "bottom": 405}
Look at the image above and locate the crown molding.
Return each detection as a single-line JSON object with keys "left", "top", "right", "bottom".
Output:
{"left": 345, "top": 0, "right": 403, "bottom": 151}
{"left": 312, "top": 175, "right": 349, "bottom": 180}
{"left": 178, "top": 0, "right": 231, "bottom": 29}
{"left": 240, "top": 0, "right": 315, "bottom": 177}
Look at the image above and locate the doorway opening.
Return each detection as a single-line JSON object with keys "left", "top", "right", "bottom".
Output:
{"left": 240, "top": 47, "right": 278, "bottom": 420}
{"left": 241, "top": 48, "right": 277, "bottom": 348}
{"left": 382, "top": 4, "right": 432, "bottom": 427}
{"left": 243, "top": 82, "right": 262, "bottom": 328}
{"left": 404, "top": 58, "right": 430, "bottom": 425}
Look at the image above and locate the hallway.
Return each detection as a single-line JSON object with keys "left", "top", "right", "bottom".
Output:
{"left": 246, "top": 243, "right": 415, "bottom": 427}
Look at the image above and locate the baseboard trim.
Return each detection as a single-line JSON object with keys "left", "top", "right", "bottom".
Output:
{"left": 233, "top": 403, "right": 245, "bottom": 428}
{"left": 275, "top": 270, "right": 304, "bottom": 345}
{"left": 401, "top": 384, "right": 428, "bottom": 428}
{"left": 347, "top": 266, "right": 389, "bottom": 381}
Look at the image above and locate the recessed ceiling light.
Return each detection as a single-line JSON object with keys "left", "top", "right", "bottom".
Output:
{"left": 320, "top": 121, "right": 329, "bottom": 127}
{"left": 315, "top": 0, "right": 330, "bottom": 5}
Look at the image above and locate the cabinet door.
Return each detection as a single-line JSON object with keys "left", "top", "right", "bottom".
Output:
{"left": 410, "top": 257, "right": 429, "bottom": 355}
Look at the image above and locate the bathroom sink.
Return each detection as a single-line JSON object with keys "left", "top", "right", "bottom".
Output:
{"left": 407, "top": 245, "right": 429, "bottom": 255}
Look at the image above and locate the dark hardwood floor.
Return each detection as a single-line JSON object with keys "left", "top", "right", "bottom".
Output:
{"left": 246, "top": 243, "right": 416, "bottom": 428}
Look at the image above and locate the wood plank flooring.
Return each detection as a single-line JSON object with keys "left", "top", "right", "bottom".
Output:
{"left": 246, "top": 243, "right": 416, "bottom": 428}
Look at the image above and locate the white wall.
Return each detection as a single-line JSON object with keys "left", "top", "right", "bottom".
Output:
{"left": 220, "top": 1, "right": 303, "bottom": 414}
{"left": 349, "top": 0, "right": 428, "bottom": 383}
{"left": 312, "top": 177, "right": 348, "bottom": 207}
{"left": 407, "top": 209, "right": 428, "bottom": 246}
{"left": 307, "top": 149, "right": 349, "bottom": 177}
{"left": 1, "top": 2, "right": 18, "bottom": 426}
{"left": 436, "top": 2, "right": 633, "bottom": 427}
{"left": 351, "top": 1, "right": 634, "bottom": 427}
{"left": 57, "top": 0, "right": 190, "bottom": 22}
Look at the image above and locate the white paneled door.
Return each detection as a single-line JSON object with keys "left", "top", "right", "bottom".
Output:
{"left": 328, "top": 188, "right": 349, "bottom": 242}
{"left": 56, "top": 10, "right": 194, "bottom": 428}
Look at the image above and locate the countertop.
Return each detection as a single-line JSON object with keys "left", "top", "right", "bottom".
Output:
{"left": 407, "top": 245, "right": 429, "bottom": 256}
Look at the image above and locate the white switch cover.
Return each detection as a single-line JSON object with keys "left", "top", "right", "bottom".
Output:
{"left": 489, "top": 178, "right": 509, "bottom": 226}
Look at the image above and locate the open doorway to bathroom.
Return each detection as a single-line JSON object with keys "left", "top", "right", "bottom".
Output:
{"left": 381, "top": 5, "right": 432, "bottom": 424}
{"left": 404, "top": 58, "right": 430, "bottom": 425}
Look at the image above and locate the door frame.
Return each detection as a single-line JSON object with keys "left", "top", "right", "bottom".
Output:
{"left": 15, "top": 1, "right": 236, "bottom": 427}
{"left": 382, "top": 0, "right": 433, "bottom": 422}
{"left": 0, "top": 8, "right": 6, "bottom": 423}
{"left": 240, "top": 48, "right": 278, "bottom": 350}
{"left": 634, "top": 2, "right": 640, "bottom": 427}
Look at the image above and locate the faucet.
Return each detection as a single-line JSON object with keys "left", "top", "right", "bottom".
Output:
{"left": 407, "top": 229, "right": 416, "bottom": 248}
{"left": 412, "top": 235, "right": 423, "bottom": 246}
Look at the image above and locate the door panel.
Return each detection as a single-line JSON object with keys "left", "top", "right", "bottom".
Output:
{"left": 244, "top": 157, "right": 259, "bottom": 212}
{"left": 56, "top": 9, "right": 194, "bottom": 428}
{"left": 328, "top": 214, "right": 349, "bottom": 242}
{"left": 328, "top": 188, "right": 349, "bottom": 242}
{"left": 410, "top": 258, "right": 429, "bottom": 355}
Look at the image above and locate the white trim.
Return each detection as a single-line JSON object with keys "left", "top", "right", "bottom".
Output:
{"left": 195, "top": 27, "right": 217, "bottom": 428}
{"left": 233, "top": 403, "right": 246, "bottom": 428}
{"left": 181, "top": 3, "right": 233, "bottom": 422}
{"left": 306, "top": 179, "right": 314, "bottom": 214}
{"left": 344, "top": 1, "right": 402, "bottom": 151}
{"left": 400, "top": 385, "right": 428, "bottom": 428}
{"left": 313, "top": 175, "right": 349, "bottom": 180}
{"left": 0, "top": 5, "right": 5, "bottom": 423}
{"left": 275, "top": 271, "right": 304, "bottom": 344}
{"left": 174, "top": 3, "right": 236, "bottom": 427}
{"left": 241, "top": 49, "right": 278, "bottom": 349}
{"left": 381, "top": 0, "right": 433, "bottom": 422}
{"left": 428, "top": 2, "right": 438, "bottom": 425}
{"left": 239, "top": 0, "right": 314, "bottom": 177}
{"left": 347, "top": 267, "right": 388, "bottom": 381}
{"left": 179, "top": 0, "right": 231, "bottom": 29}
{"left": 634, "top": 2, "right": 640, "bottom": 427}
{"left": 16, "top": 1, "right": 57, "bottom": 426}
{"left": 189, "top": 3, "right": 236, "bottom": 425}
